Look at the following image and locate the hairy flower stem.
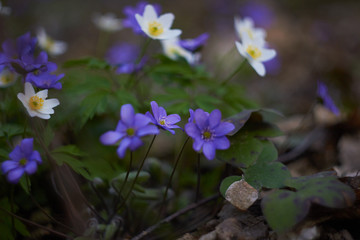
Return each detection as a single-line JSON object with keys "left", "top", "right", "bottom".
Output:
{"left": 159, "top": 136, "right": 190, "bottom": 217}
{"left": 116, "top": 135, "right": 157, "bottom": 212}
{"left": 196, "top": 153, "right": 201, "bottom": 203}
{"left": 221, "top": 59, "right": 246, "bottom": 86}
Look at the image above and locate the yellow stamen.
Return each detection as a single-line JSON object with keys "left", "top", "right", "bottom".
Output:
{"left": 148, "top": 21, "right": 164, "bottom": 37}
{"left": 29, "top": 96, "right": 44, "bottom": 110}
{"left": 246, "top": 45, "right": 262, "bottom": 60}
{"left": 19, "top": 158, "right": 27, "bottom": 166}
{"left": 203, "top": 131, "right": 212, "bottom": 140}
{"left": 126, "top": 128, "right": 135, "bottom": 136}
{"left": 159, "top": 119, "right": 166, "bottom": 126}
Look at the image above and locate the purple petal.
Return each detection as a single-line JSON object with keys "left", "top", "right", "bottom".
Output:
{"left": 188, "top": 108, "right": 194, "bottom": 123}
{"left": 185, "top": 123, "right": 201, "bottom": 139}
{"left": 134, "top": 113, "right": 151, "bottom": 128}
{"left": 121, "top": 104, "right": 135, "bottom": 126}
{"left": 9, "top": 146, "right": 23, "bottom": 161}
{"left": 137, "top": 125, "right": 159, "bottom": 137}
{"left": 195, "top": 109, "right": 208, "bottom": 129}
{"left": 166, "top": 114, "right": 181, "bottom": 124}
{"left": 129, "top": 136, "right": 143, "bottom": 151}
{"left": 145, "top": 112, "right": 157, "bottom": 124}
{"left": 203, "top": 142, "right": 216, "bottom": 160}
{"left": 150, "top": 101, "right": 160, "bottom": 120}
{"left": 117, "top": 138, "right": 132, "bottom": 159}
{"left": 19, "top": 138, "right": 34, "bottom": 157}
{"left": 7, "top": 168, "right": 24, "bottom": 184}
{"left": 100, "top": 131, "right": 124, "bottom": 145}
{"left": 214, "top": 136, "right": 230, "bottom": 150}
{"left": 193, "top": 138, "right": 204, "bottom": 152}
{"left": 115, "top": 121, "right": 127, "bottom": 132}
{"left": 24, "top": 160, "right": 37, "bottom": 174}
{"left": 1, "top": 160, "right": 19, "bottom": 174}
{"left": 30, "top": 150, "right": 42, "bottom": 164}
{"left": 214, "top": 122, "right": 235, "bottom": 136}
{"left": 158, "top": 106, "right": 167, "bottom": 119}
{"left": 209, "top": 109, "right": 221, "bottom": 129}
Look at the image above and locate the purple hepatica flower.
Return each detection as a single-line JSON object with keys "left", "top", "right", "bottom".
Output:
{"left": 100, "top": 104, "right": 159, "bottom": 158}
{"left": 185, "top": 109, "right": 235, "bottom": 160}
{"left": 105, "top": 43, "right": 146, "bottom": 74}
{"left": 179, "top": 33, "right": 209, "bottom": 52}
{"left": 0, "top": 32, "right": 37, "bottom": 70}
{"left": 122, "top": 1, "right": 161, "bottom": 35}
{"left": 317, "top": 81, "right": 340, "bottom": 116}
{"left": 145, "top": 101, "right": 181, "bottom": 135}
{"left": 1, "top": 138, "right": 42, "bottom": 184}
{"left": 24, "top": 52, "right": 64, "bottom": 89}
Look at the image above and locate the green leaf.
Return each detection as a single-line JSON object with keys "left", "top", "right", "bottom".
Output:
{"left": 104, "top": 222, "right": 118, "bottom": 240}
{"left": 217, "top": 133, "right": 263, "bottom": 168}
{"left": 194, "top": 94, "right": 221, "bottom": 112}
{"left": 52, "top": 145, "right": 86, "bottom": 157}
{"left": 262, "top": 175, "right": 356, "bottom": 233}
{"left": 256, "top": 140, "right": 278, "bottom": 164}
{"left": 0, "top": 124, "right": 24, "bottom": 138}
{"left": 244, "top": 162, "right": 291, "bottom": 190}
{"left": 219, "top": 176, "right": 242, "bottom": 198}
{"left": 19, "top": 176, "right": 31, "bottom": 195}
{"left": 52, "top": 152, "right": 91, "bottom": 180}
{"left": 0, "top": 148, "right": 9, "bottom": 159}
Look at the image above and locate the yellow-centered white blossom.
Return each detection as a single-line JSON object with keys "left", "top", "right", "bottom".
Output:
{"left": 135, "top": 4, "right": 181, "bottom": 40}
{"left": 37, "top": 28, "right": 67, "bottom": 56}
{"left": 235, "top": 36, "right": 276, "bottom": 77}
{"left": 17, "top": 82, "right": 60, "bottom": 119}
{"left": 234, "top": 17, "right": 266, "bottom": 46}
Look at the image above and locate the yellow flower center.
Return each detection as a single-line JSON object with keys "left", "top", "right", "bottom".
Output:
{"left": 148, "top": 21, "right": 164, "bottom": 37}
{"left": 159, "top": 119, "right": 166, "bottom": 126}
{"left": 29, "top": 96, "right": 44, "bottom": 110}
{"left": 202, "top": 131, "right": 212, "bottom": 140}
{"left": 1, "top": 75, "right": 12, "bottom": 84}
{"left": 126, "top": 128, "right": 135, "bottom": 136}
{"left": 246, "top": 45, "right": 262, "bottom": 60}
{"left": 19, "top": 158, "right": 27, "bottom": 166}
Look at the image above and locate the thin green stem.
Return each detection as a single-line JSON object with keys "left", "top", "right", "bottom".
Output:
{"left": 159, "top": 137, "right": 190, "bottom": 216}
{"left": 221, "top": 59, "right": 246, "bottom": 86}
{"left": 196, "top": 153, "right": 201, "bottom": 203}
{"left": 117, "top": 135, "right": 157, "bottom": 211}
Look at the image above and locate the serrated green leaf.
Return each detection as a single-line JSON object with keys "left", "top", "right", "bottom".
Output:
{"left": 219, "top": 176, "right": 242, "bottom": 198}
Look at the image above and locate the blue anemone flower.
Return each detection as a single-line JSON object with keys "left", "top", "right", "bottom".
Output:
{"left": 185, "top": 109, "right": 235, "bottom": 160}
{"left": 145, "top": 101, "right": 181, "bottom": 135}
{"left": 317, "top": 81, "right": 340, "bottom": 116}
{"left": 100, "top": 104, "right": 159, "bottom": 158}
{"left": 1, "top": 138, "right": 42, "bottom": 184}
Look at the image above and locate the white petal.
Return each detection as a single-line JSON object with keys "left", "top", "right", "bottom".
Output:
{"left": 37, "top": 108, "right": 54, "bottom": 114}
{"left": 44, "top": 98, "right": 60, "bottom": 108}
{"left": 24, "top": 82, "right": 35, "bottom": 97}
{"left": 258, "top": 49, "right": 276, "bottom": 62}
{"left": 158, "top": 13, "right": 174, "bottom": 30}
{"left": 156, "top": 29, "right": 182, "bottom": 40}
{"left": 235, "top": 41, "right": 247, "bottom": 58}
{"left": 135, "top": 14, "right": 145, "bottom": 28}
{"left": 249, "top": 60, "right": 265, "bottom": 77}
{"left": 143, "top": 5, "right": 157, "bottom": 21}
{"left": 36, "top": 89, "right": 48, "bottom": 99}
{"left": 35, "top": 112, "right": 50, "bottom": 119}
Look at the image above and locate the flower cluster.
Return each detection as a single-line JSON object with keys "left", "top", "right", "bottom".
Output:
{"left": 1, "top": 138, "right": 42, "bottom": 184}
{"left": 101, "top": 101, "right": 234, "bottom": 161}
{"left": 234, "top": 16, "right": 276, "bottom": 76}
{"left": 0, "top": 32, "right": 65, "bottom": 89}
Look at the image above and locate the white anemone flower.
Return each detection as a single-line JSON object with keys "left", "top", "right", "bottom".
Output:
{"left": 234, "top": 17, "right": 266, "bottom": 46}
{"left": 135, "top": 4, "right": 181, "bottom": 40}
{"left": 37, "top": 28, "right": 67, "bottom": 56}
{"left": 235, "top": 36, "right": 276, "bottom": 77}
{"left": 161, "top": 38, "right": 199, "bottom": 64}
{"left": 93, "top": 13, "right": 123, "bottom": 32}
{"left": 17, "top": 82, "right": 60, "bottom": 120}
{"left": 0, "top": 68, "right": 18, "bottom": 87}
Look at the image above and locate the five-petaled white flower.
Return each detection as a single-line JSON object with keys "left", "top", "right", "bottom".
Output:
{"left": 161, "top": 38, "right": 199, "bottom": 64}
{"left": 234, "top": 17, "right": 266, "bottom": 46}
{"left": 37, "top": 28, "right": 67, "bottom": 56}
{"left": 135, "top": 4, "right": 181, "bottom": 40}
{"left": 235, "top": 35, "right": 276, "bottom": 77}
{"left": 93, "top": 13, "right": 123, "bottom": 32}
{"left": 17, "top": 82, "right": 60, "bottom": 119}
